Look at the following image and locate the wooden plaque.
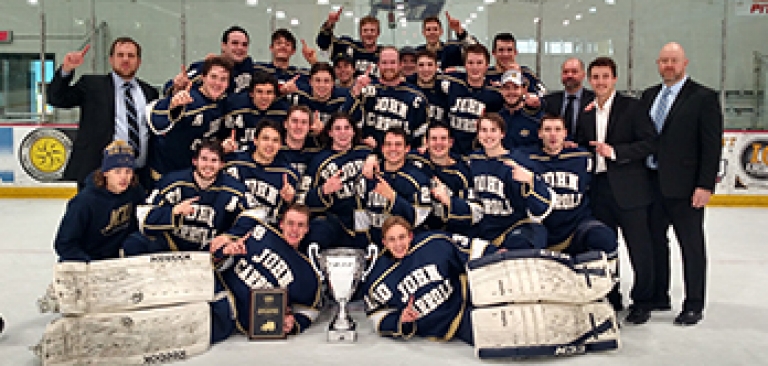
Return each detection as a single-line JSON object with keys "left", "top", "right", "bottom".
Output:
{"left": 248, "top": 288, "right": 287, "bottom": 340}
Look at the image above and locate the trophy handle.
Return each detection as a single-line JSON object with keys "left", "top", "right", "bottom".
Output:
{"left": 307, "top": 243, "right": 325, "bottom": 281}
{"left": 361, "top": 244, "right": 379, "bottom": 281}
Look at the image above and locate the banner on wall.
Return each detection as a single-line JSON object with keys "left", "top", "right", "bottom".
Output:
{"left": 735, "top": 0, "right": 768, "bottom": 15}
{"left": 0, "top": 126, "right": 77, "bottom": 186}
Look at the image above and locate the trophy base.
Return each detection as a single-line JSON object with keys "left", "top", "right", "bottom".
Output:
{"left": 328, "top": 329, "right": 357, "bottom": 342}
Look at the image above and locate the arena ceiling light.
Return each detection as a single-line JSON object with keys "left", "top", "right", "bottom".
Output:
{"left": 276, "top": 10, "right": 286, "bottom": 19}
{"left": 317, "top": 0, "right": 329, "bottom": 4}
{"left": 344, "top": 11, "right": 353, "bottom": 18}
{"left": 477, "top": 6, "right": 484, "bottom": 11}
{"left": 589, "top": 6, "right": 597, "bottom": 13}
{"left": 291, "top": 18, "right": 300, "bottom": 26}
{"left": 246, "top": 0, "right": 258, "bottom": 6}
{"left": 606, "top": 0, "right": 616, "bottom": 4}
{"left": 575, "top": 13, "right": 582, "bottom": 20}
{"left": 470, "top": 13, "right": 477, "bottom": 19}
{"left": 484, "top": 0, "right": 496, "bottom": 4}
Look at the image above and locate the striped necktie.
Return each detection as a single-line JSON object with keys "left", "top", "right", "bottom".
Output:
{"left": 653, "top": 87, "right": 672, "bottom": 132}
{"left": 123, "top": 82, "right": 141, "bottom": 156}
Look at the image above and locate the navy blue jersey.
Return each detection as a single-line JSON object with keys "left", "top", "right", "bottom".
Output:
{"left": 405, "top": 75, "right": 448, "bottom": 128}
{"left": 500, "top": 106, "right": 543, "bottom": 150}
{"left": 161, "top": 56, "right": 256, "bottom": 97}
{"left": 316, "top": 28, "right": 380, "bottom": 77}
{"left": 286, "top": 84, "right": 352, "bottom": 128}
{"left": 362, "top": 231, "right": 471, "bottom": 341}
{"left": 253, "top": 62, "right": 310, "bottom": 88}
{"left": 439, "top": 74, "right": 504, "bottom": 155}
{"left": 303, "top": 146, "right": 373, "bottom": 232}
{"left": 54, "top": 172, "right": 145, "bottom": 262}
{"left": 416, "top": 34, "right": 478, "bottom": 70}
{"left": 148, "top": 85, "right": 226, "bottom": 179}
{"left": 222, "top": 93, "right": 290, "bottom": 152}
{"left": 224, "top": 152, "right": 299, "bottom": 225}
{"left": 215, "top": 218, "right": 322, "bottom": 334}
{"left": 356, "top": 165, "right": 432, "bottom": 245}
{"left": 407, "top": 152, "right": 481, "bottom": 234}
{"left": 466, "top": 150, "right": 553, "bottom": 245}
{"left": 347, "top": 81, "right": 428, "bottom": 148}
{"left": 528, "top": 147, "right": 595, "bottom": 246}
{"left": 486, "top": 65, "right": 546, "bottom": 97}
{"left": 276, "top": 139, "right": 324, "bottom": 180}
{"left": 137, "top": 169, "right": 250, "bottom": 251}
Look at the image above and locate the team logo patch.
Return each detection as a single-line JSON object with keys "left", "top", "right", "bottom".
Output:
{"left": 520, "top": 129, "right": 530, "bottom": 137}
{"left": 18, "top": 128, "right": 72, "bottom": 182}
{"left": 740, "top": 139, "right": 768, "bottom": 180}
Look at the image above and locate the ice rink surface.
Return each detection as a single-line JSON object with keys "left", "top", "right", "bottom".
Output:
{"left": 0, "top": 199, "right": 766, "bottom": 366}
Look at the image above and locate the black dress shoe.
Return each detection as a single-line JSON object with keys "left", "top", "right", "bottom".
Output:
{"left": 625, "top": 308, "right": 651, "bottom": 325}
{"left": 674, "top": 310, "right": 703, "bottom": 326}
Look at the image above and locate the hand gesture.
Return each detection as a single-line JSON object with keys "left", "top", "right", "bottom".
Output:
{"left": 62, "top": 44, "right": 90, "bottom": 73}
{"left": 223, "top": 232, "right": 250, "bottom": 256}
{"left": 172, "top": 64, "right": 191, "bottom": 94}
{"left": 322, "top": 170, "right": 343, "bottom": 195}
{"left": 445, "top": 12, "right": 463, "bottom": 35}
{"left": 362, "top": 136, "right": 378, "bottom": 149}
{"left": 373, "top": 176, "right": 395, "bottom": 202}
{"left": 310, "top": 110, "right": 324, "bottom": 136}
{"left": 301, "top": 39, "right": 318, "bottom": 65}
{"left": 170, "top": 83, "right": 194, "bottom": 109}
{"left": 327, "top": 7, "right": 343, "bottom": 27}
{"left": 281, "top": 75, "right": 300, "bottom": 95}
{"left": 524, "top": 93, "right": 541, "bottom": 108}
{"left": 563, "top": 140, "right": 578, "bottom": 149}
{"left": 589, "top": 141, "right": 614, "bottom": 158}
{"left": 400, "top": 296, "right": 420, "bottom": 323}
{"left": 362, "top": 155, "right": 379, "bottom": 179}
{"left": 280, "top": 174, "right": 296, "bottom": 203}
{"left": 210, "top": 234, "right": 232, "bottom": 253}
{"left": 503, "top": 160, "right": 534, "bottom": 185}
{"left": 430, "top": 177, "right": 451, "bottom": 205}
{"left": 223, "top": 130, "right": 239, "bottom": 154}
{"left": 173, "top": 196, "right": 199, "bottom": 216}
{"left": 352, "top": 65, "right": 373, "bottom": 97}
{"left": 583, "top": 101, "right": 596, "bottom": 112}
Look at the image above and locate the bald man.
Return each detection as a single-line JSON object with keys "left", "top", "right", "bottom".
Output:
{"left": 543, "top": 58, "right": 595, "bottom": 139}
{"left": 640, "top": 42, "right": 723, "bottom": 326}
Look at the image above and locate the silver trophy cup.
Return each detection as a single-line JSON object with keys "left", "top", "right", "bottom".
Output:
{"left": 308, "top": 244, "right": 378, "bottom": 342}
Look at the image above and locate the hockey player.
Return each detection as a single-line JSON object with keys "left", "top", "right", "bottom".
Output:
{"left": 54, "top": 140, "right": 145, "bottom": 262}
{"left": 441, "top": 44, "right": 504, "bottom": 156}
{"left": 123, "top": 139, "right": 250, "bottom": 255}
{"left": 529, "top": 115, "right": 618, "bottom": 258}
{"left": 285, "top": 62, "right": 352, "bottom": 131}
{"left": 406, "top": 50, "right": 448, "bottom": 127}
{"left": 253, "top": 28, "right": 310, "bottom": 88}
{"left": 302, "top": 113, "right": 374, "bottom": 250}
{"left": 467, "top": 113, "right": 553, "bottom": 253}
{"left": 316, "top": 8, "right": 381, "bottom": 77}
{"left": 498, "top": 70, "right": 543, "bottom": 150}
{"left": 163, "top": 26, "right": 254, "bottom": 96}
{"left": 333, "top": 54, "right": 356, "bottom": 88}
{"left": 417, "top": 13, "right": 479, "bottom": 70}
{"left": 147, "top": 56, "right": 231, "bottom": 181}
{"left": 277, "top": 105, "right": 324, "bottom": 180}
{"left": 362, "top": 216, "right": 473, "bottom": 344}
{"left": 224, "top": 119, "right": 299, "bottom": 225}
{"left": 486, "top": 33, "right": 546, "bottom": 100}
{"left": 347, "top": 47, "right": 428, "bottom": 149}
{"left": 223, "top": 71, "right": 290, "bottom": 152}
{"left": 408, "top": 123, "right": 480, "bottom": 234}
{"left": 358, "top": 128, "right": 432, "bottom": 246}
{"left": 213, "top": 204, "right": 322, "bottom": 336}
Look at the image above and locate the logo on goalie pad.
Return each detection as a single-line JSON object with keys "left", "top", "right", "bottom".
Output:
{"left": 554, "top": 345, "right": 586, "bottom": 356}
{"left": 143, "top": 349, "right": 187, "bottom": 364}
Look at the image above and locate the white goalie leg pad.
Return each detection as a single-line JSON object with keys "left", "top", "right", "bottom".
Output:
{"left": 467, "top": 249, "right": 615, "bottom": 306}
{"left": 471, "top": 302, "right": 619, "bottom": 359}
{"left": 35, "top": 302, "right": 210, "bottom": 366}
{"left": 53, "top": 252, "right": 214, "bottom": 314}
{"left": 38, "top": 283, "right": 61, "bottom": 313}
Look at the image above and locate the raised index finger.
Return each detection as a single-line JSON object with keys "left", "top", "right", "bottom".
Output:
{"left": 301, "top": 39, "right": 308, "bottom": 49}
{"left": 80, "top": 44, "right": 91, "bottom": 56}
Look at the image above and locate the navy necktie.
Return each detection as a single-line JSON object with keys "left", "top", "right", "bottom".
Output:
{"left": 123, "top": 82, "right": 141, "bottom": 156}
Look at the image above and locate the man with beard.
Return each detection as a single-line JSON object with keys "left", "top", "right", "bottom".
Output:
{"left": 164, "top": 26, "right": 254, "bottom": 96}
{"left": 348, "top": 47, "right": 428, "bottom": 149}
{"left": 123, "top": 139, "right": 251, "bottom": 255}
{"left": 147, "top": 56, "right": 232, "bottom": 182}
{"left": 47, "top": 37, "right": 159, "bottom": 190}
{"left": 543, "top": 58, "right": 595, "bottom": 139}
{"left": 317, "top": 8, "right": 382, "bottom": 77}
{"left": 498, "top": 70, "right": 543, "bottom": 150}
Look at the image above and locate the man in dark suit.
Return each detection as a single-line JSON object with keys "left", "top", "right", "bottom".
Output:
{"left": 575, "top": 57, "right": 657, "bottom": 325}
{"left": 544, "top": 58, "right": 595, "bottom": 139}
{"left": 641, "top": 42, "right": 723, "bottom": 326}
{"left": 48, "top": 37, "right": 159, "bottom": 190}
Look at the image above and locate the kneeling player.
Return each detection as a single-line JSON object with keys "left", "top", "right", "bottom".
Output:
{"left": 213, "top": 204, "right": 322, "bottom": 336}
{"left": 362, "top": 216, "right": 473, "bottom": 344}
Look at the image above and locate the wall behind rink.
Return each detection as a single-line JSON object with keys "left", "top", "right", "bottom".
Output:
{"left": 0, "top": 125, "right": 766, "bottom": 204}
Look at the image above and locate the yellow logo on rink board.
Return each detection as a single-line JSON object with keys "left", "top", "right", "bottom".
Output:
{"left": 19, "top": 128, "right": 72, "bottom": 181}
